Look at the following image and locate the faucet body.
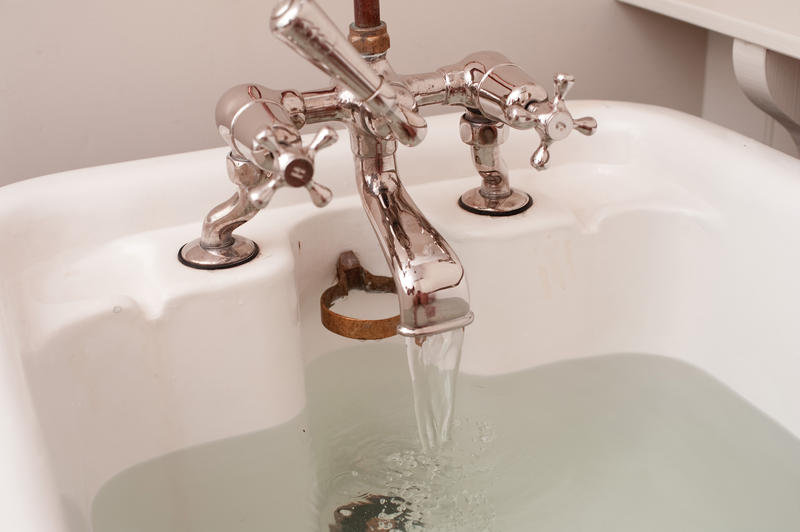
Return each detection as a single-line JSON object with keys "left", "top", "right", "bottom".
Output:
{"left": 350, "top": 128, "right": 472, "bottom": 335}
{"left": 179, "top": 0, "right": 596, "bottom": 337}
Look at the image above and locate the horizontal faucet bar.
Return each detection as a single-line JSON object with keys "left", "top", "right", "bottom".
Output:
{"left": 300, "top": 87, "right": 352, "bottom": 124}
{"left": 294, "top": 51, "right": 551, "bottom": 128}
{"left": 402, "top": 52, "right": 550, "bottom": 122}
{"left": 401, "top": 71, "right": 449, "bottom": 107}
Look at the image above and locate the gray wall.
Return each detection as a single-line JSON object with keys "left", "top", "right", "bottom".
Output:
{"left": 0, "top": 0, "right": 708, "bottom": 186}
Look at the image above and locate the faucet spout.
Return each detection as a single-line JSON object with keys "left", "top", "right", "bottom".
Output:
{"left": 352, "top": 131, "right": 473, "bottom": 336}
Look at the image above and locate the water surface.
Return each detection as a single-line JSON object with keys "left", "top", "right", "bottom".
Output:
{"left": 92, "top": 344, "right": 800, "bottom": 531}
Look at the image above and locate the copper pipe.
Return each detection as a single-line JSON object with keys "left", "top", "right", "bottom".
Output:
{"left": 353, "top": 0, "right": 380, "bottom": 28}
{"left": 350, "top": 0, "right": 389, "bottom": 55}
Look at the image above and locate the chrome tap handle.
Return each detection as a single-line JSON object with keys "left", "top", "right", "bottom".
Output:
{"left": 247, "top": 126, "right": 337, "bottom": 209}
{"left": 528, "top": 73, "right": 597, "bottom": 171}
{"left": 574, "top": 116, "right": 599, "bottom": 136}
{"left": 270, "top": 0, "right": 427, "bottom": 147}
{"left": 216, "top": 84, "right": 336, "bottom": 209}
{"left": 553, "top": 72, "right": 574, "bottom": 104}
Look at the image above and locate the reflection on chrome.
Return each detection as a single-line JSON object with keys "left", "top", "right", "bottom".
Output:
{"left": 179, "top": 0, "right": 597, "bottom": 336}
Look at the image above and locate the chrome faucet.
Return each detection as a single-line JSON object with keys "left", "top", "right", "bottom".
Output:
{"left": 178, "top": 0, "right": 596, "bottom": 337}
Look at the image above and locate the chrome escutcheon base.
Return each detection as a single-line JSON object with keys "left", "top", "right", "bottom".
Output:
{"left": 458, "top": 188, "right": 533, "bottom": 217}
{"left": 178, "top": 236, "right": 259, "bottom": 270}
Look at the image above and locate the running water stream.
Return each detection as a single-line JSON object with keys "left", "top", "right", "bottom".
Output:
{"left": 405, "top": 329, "right": 466, "bottom": 452}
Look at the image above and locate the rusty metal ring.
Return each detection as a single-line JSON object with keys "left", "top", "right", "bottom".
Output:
{"left": 320, "top": 251, "right": 399, "bottom": 340}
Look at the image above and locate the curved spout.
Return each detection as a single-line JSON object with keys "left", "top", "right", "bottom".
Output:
{"left": 352, "top": 131, "right": 473, "bottom": 336}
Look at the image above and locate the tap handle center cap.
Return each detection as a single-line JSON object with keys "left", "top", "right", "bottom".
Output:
{"left": 284, "top": 156, "right": 314, "bottom": 187}
{"left": 546, "top": 111, "right": 574, "bottom": 141}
